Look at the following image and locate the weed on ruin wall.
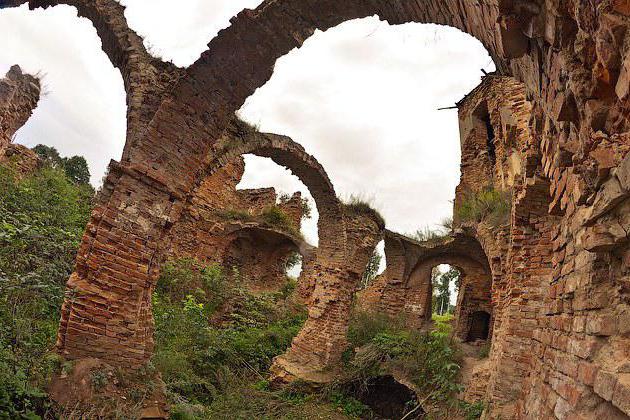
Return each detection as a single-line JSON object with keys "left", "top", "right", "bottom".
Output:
{"left": 455, "top": 188, "right": 511, "bottom": 227}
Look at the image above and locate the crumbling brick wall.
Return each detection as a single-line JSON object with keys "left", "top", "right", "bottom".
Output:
{"left": 167, "top": 154, "right": 308, "bottom": 293}
{"left": 0, "top": 65, "right": 41, "bottom": 174}
{"left": 359, "top": 231, "right": 493, "bottom": 335}
{"left": 3, "top": 2, "right": 630, "bottom": 418}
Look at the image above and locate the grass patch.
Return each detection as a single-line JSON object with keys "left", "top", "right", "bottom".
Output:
{"left": 455, "top": 188, "right": 511, "bottom": 227}
{"left": 343, "top": 195, "right": 385, "bottom": 229}
{"left": 412, "top": 225, "right": 449, "bottom": 243}
{"left": 217, "top": 209, "right": 252, "bottom": 222}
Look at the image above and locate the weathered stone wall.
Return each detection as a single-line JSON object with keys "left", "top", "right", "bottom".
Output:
{"left": 0, "top": 65, "right": 41, "bottom": 173}
{"left": 359, "top": 231, "right": 492, "bottom": 334}
{"left": 455, "top": 75, "right": 533, "bottom": 212}
{"left": 3, "top": 1, "right": 630, "bottom": 418}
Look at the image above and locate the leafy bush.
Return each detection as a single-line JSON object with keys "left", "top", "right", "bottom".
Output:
{"left": 455, "top": 188, "right": 511, "bottom": 227}
{"left": 347, "top": 310, "right": 401, "bottom": 348}
{"left": 261, "top": 205, "right": 294, "bottom": 231}
{"left": 0, "top": 162, "right": 93, "bottom": 419}
{"left": 152, "top": 259, "right": 308, "bottom": 412}
{"left": 344, "top": 310, "right": 462, "bottom": 405}
{"left": 156, "top": 259, "right": 227, "bottom": 311}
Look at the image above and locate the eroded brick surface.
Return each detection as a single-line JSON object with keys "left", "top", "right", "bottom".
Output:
{"left": 0, "top": 65, "right": 40, "bottom": 173}
{"left": 1, "top": 1, "right": 629, "bottom": 418}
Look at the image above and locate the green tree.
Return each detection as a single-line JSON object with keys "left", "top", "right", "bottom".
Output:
{"left": 32, "top": 144, "right": 62, "bottom": 167}
{"left": 432, "top": 267, "right": 460, "bottom": 315}
{"left": 62, "top": 155, "right": 90, "bottom": 185}
{"left": 360, "top": 249, "right": 382, "bottom": 289}
{"left": 32, "top": 144, "right": 92, "bottom": 185}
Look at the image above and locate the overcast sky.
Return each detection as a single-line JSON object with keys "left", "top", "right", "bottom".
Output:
{"left": 0, "top": 0, "right": 494, "bottom": 248}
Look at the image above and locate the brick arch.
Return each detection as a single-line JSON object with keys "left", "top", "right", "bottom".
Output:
{"left": 200, "top": 120, "right": 346, "bottom": 260}
{"left": 2, "top": 0, "right": 184, "bottom": 144}
{"left": 172, "top": 121, "right": 385, "bottom": 381}
{"left": 359, "top": 230, "right": 493, "bottom": 330}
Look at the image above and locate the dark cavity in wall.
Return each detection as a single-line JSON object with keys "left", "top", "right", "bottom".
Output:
{"left": 467, "top": 310, "right": 491, "bottom": 342}
{"left": 347, "top": 375, "right": 424, "bottom": 419}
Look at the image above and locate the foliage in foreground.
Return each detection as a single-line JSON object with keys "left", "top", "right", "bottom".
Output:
{"left": 0, "top": 163, "right": 93, "bottom": 419}
{"left": 345, "top": 310, "right": 462, "bottom": 405}
{"left": 152, "top": 259, "right": 310, "bottom": 417}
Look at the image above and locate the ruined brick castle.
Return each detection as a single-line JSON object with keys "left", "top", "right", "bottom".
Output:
{"left": 1, "top": 0, "right": 629, "bottom": 418}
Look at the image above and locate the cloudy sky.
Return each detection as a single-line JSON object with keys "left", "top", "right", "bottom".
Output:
{"left": 0, "top": 0, "right": 494, "bottom": 247}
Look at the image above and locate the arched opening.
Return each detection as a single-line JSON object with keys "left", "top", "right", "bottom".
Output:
{"left": 238, "top": 18, "right": 495, "bottom": 239}
{"left": 431, "top": 264, "right": 461, "bottom": 317}
{"left": 467, "top": 310, "right": 490, "bottom": 342}
{"left": 221, "top": 227, "right": 305, "bottom": 293}
{"left": 237, "top": 154, "right": 319, "bottom": 246}
{"left": 0, "top": 5, "right": 127, "bottom": 187}
{"left": 345, "top": 376, "right": 423, "bottom": 419}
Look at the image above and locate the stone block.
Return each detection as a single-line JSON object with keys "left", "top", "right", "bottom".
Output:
{"left": 594, "top": 370, "right": 618, "bottom": 401}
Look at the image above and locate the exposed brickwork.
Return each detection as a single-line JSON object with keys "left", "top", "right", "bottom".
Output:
{"left": 167, "top": 153, "right": 309, "bottom": 293}
{"left": 1, "top": 1, "right": 629, "bottom": 418}
{"left": 0, "top": 65, "right": 41, "bottom": 174}
{"left": 359, "top": 231, "right": 492, "bottom": 336}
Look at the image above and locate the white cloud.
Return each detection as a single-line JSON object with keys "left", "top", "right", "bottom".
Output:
{"left": 0, "top": 2, "right": 495, "bottom": 246}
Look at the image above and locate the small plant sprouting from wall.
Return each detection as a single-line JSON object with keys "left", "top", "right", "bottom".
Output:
{"left": 217, "top": 209, "right": 252, "bottom": 221}
{"left": 412, "top": 226, "right": 449, "bottom": 243}
{"left": 343, "top": 194, "right": 386, "bottom": 228}
{"left": 456, "top": 188, "right": 511, "bottom": 227}
{"left": 278, "top": 193, "right": 312, "bottom": 220}
{"left": 261, "top": 205, "right": 298, "bottom": 233}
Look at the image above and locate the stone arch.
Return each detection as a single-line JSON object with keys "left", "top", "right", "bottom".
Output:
{"left": 200, "top": 120, "right": 346, "bottom": 261}
{"left": 219, "top": 225, "right": 313, "bottom": 293}
{"left": 175, "top": 120, "right": 384, "bottom": 380}
{"left": 359, "top": 230, "right": 493, "bottom": 333}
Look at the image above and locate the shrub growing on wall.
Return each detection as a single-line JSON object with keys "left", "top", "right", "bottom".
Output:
{"left": 455, "top": 188, "right": 511, "bottom": 227}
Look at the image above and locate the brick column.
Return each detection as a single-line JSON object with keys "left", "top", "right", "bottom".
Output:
{"left": 271, "top": 209, "right": 384, "bottom": 382}
{"left": 55, "top": 162, "right": 183, "bottom": 367}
